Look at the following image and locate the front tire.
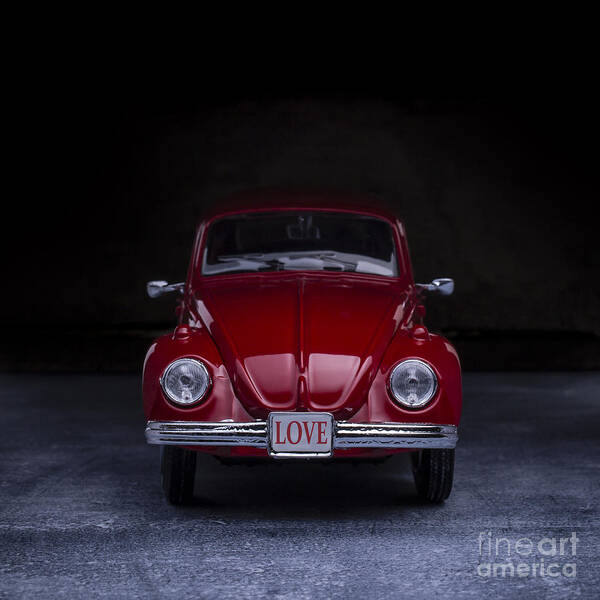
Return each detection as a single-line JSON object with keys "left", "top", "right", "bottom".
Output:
{"left": 160, "top": 446, "right": 197, "bottom": 505}
{"left": 411, "top": 449, "right": 454, "bottom": 503}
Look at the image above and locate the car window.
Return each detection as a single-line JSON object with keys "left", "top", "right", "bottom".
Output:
{"left": 202, "top": 211, "right": 399, "bottom": 277}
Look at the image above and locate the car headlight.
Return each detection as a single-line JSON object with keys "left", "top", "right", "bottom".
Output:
{"left": 160, "top": 358, "right": 211, "bottom": 406}
{"left": 389, "top": 359, "right": 437, "bottom": 409}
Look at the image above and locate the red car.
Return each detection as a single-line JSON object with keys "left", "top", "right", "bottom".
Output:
{"left": 143, "top": 191, "right": 461, "bottom": 504}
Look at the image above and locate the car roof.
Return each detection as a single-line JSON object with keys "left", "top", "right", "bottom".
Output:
{"left": 201, "top": 188, "right": 400, "bottom": 224}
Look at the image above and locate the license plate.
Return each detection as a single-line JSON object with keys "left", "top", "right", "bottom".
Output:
{"left": 268, "top": 412, "right": 334, "bottom": 458}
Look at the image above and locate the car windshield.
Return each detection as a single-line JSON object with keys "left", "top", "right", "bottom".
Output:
{"left": 202, "top": 211, "right": 399, "bottom": 277}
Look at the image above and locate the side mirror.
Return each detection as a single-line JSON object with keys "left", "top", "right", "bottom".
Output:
{"left": 416, "top": 278, "right": 454, "bottom": 296}
{"left": 146, "top": 280, "right": 185, "bottom": 298}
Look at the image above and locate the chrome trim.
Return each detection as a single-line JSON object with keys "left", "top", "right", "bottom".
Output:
{"left": 147, "top": 280, "right": 185, "bottom": 298}
{"left": 145, "top": 421, "right": 268, "bottom": 447}
{"left": 269, "top": 452, "right": 334, "bottom": 460}
{"left": 416, "top": 277, "right": 454, "bottom": 295}
{"left": 145, "top": 420, "right": 457, "bottom": 450}
{"left": 334, "top": 422, "right": 457, "bottom": 449}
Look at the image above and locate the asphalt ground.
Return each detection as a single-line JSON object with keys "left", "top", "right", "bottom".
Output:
{"left": 1, "top": 373, "right": 598, "bottom": 599}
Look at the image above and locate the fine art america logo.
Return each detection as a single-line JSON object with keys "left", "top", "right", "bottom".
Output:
{"left": 477, "top": 532, "right": 579, "bottom": 579}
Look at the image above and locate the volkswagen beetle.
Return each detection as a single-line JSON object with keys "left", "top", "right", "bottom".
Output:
{"left": 143, "top": 190, "right": 461, "bottom": 504}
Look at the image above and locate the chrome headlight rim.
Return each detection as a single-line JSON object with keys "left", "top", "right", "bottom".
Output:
{"left": 160, "top": 357, "right": 212, "bottom": 407}
{"left": 388, "top": 358, "right": 438, "bottom": 410}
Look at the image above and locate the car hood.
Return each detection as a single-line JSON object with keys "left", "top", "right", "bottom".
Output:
{"left": 193, "top": 274, "right": 409, "bottom": 419}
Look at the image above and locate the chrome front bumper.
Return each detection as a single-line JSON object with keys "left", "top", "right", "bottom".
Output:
{"left": 145, "top": 421, "right": 458, "bottom": 450}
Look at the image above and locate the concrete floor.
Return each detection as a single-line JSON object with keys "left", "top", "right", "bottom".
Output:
{"left": 0, "top": 373, "right": 598, "bottom": 599}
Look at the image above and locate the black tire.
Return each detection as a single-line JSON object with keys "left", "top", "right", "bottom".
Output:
{"left": 411, "top": 449, "right": 454, "bottom": 503}
{"left": 160, "top": 446, "right": 197, "bottom": 505}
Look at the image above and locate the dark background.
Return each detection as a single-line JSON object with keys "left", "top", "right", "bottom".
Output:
{"left": 3, "top": 32, "right": 599, "bottom": 596}
{"left": 3, "top": 87, "right": 598, "bottom": 371}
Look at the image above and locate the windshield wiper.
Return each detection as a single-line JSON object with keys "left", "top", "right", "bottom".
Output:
{"left": 294, "top": 253, "right": 357, "bottom": 271}
{"left": 219, "top": 255, "right": 285, "bottom": 270}
{"left": 219, "top": 253, "right": 358, "bottom": 272}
